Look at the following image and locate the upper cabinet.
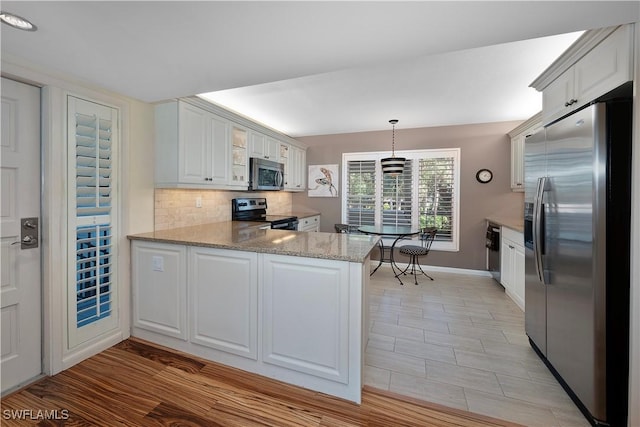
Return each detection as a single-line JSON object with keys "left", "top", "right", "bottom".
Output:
{"left": 250, "top": 132, "right": 279, "bottom": 161}
{"left": 156, "top": 101, "right": 229, "bottom": 187}
{"left": 229, "top": 125, "right": 249, "bottom": 188}
{"left": 531, "top": 25, "right": 634, "bottom": 126}
{"left": 508, "top": 113, "right": 542, "bottom": 192}
{"left": 155, "top": 98, "right": 306, "bottom": 191}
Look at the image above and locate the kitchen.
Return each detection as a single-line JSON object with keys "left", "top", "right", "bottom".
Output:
{"left": 1, "top": 2, "right": 639, "bottom": 427}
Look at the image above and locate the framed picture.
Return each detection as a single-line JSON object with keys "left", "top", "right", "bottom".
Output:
{"left": 308, "top": 164, "right": 339, "bottom": 197}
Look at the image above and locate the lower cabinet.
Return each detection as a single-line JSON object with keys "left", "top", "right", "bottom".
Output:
{"left": 297, "top": 214, "right": 320, "bottom": 232}
{"left": 500, "top": 227, "right": 525, "bottom": 311}
{"left": 130, "top": 240, "right": 367, "bottom": 403}
{"left": 262, "top": 254, "right": 349, "bottom": 383}
{"left": 131, "top": 242, "right": 188, "bottom": 339}
{"left": 190, "top": 247, "right": 258, "bottom": 360}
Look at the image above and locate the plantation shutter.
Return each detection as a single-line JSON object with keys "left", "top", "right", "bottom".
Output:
{"left": 68, "top": 96, "right": 119, "bottom": 348}
{"left": 418, "top": 157, "right": 455, "bottom": 242}
{"left": 381, "top": 159, "right": 412, "bottom": 227}
{"left": 346, "top": 160, "right": 376, "bottom": 226}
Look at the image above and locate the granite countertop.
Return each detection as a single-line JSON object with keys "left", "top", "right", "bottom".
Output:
{"left": 127, "top": 221, "right": 379, "bottom": 263}
{"left": 486, "top": 215, "right": 524, "bottom": 232}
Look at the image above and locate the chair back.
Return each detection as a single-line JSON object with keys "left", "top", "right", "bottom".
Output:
{"left": 420, "top": 227, "right": 437, "bottom": 251}
{"left": 335, "top": 224, "right": 360, "bottom": 234}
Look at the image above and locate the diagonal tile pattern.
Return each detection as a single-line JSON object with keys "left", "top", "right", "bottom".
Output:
{"left": 364, "top": 266, "right": 590, "bottom": 427}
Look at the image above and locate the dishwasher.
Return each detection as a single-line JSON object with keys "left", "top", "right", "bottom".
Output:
{"left": 486, "top": 222, "right": 500, "bottom": 282}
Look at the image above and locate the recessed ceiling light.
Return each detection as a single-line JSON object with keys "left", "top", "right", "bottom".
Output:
{"left": 0, "top": 11, "right": 37, "bottom": 31}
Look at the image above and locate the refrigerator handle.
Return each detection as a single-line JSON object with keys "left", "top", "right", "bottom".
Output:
{"left": 533, "top": 177, "right": 547, "bottom": 284}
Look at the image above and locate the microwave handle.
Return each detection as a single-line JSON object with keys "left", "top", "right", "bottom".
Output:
{"left": 276, "top": 170, "right": 283, "bottom": 187}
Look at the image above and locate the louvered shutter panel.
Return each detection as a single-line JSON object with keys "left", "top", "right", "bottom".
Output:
{"left": 418, "top": 157, "right": 455, "bottom": 242}
{"left": 381, "top": 159, "right": 412, "bottom": 227}
{"left": 346, "top": 160, "right": 376, "bottom": 226}
{"left": 68, "top": 96, "right": 118, "bottom": 347}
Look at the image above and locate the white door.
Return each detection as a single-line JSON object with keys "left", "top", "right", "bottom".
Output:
{"left": 1, "top": 78, "right": 42, "bottom": 392}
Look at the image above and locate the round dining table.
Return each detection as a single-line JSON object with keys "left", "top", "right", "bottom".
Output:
{"left": 357, "top": 224, "right": 421, "bottom": 280}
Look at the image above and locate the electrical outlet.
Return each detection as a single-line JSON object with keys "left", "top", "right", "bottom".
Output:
{"left": 151, "top": 256, "right": 164, "bottom": 272}
{"left": 196, "top": 196, "right": 202, "bottom": 208}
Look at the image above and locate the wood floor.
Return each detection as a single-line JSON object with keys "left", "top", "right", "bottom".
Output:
{"left": 1, "top": 338, "right": 523, "bottom": 426}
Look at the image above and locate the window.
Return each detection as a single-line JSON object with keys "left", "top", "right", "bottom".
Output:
{"left": 67, "top": 96, "right": 119, "bottom": 348}
{"left": 342, "top": 149, "right": 460, "bottom": 251}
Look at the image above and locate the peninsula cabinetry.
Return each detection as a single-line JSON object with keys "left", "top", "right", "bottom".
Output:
{"left": 190, "top": 247, "right": 258, "bottom": 359}
{"left": 131, "top": 242, "right": 187, "bottom": 340}
{"left": 532, "top": 25, "right": 633, "bottom": 125}
{"left": 130, "top": 234, "right": 370, "bottom": 403}
{"left": 500, "top": 227, "right": 525, "bottom": 311}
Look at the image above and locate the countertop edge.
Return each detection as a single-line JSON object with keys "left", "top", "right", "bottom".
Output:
{"left": 127, "top": 230, "right": 379, "bottom": 264}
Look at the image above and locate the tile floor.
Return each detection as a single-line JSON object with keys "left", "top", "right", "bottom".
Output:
{"left": 363, "top": 266, "right": 590, "bottom": 427}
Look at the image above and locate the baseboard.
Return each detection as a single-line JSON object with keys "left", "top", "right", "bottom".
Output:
{"left": 370, "top": 261, "right": 493, "bottom": 278}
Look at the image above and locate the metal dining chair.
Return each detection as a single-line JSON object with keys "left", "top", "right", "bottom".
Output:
{"left": 334, "top": 224, "right": 360, "bottom": 233}
{"left": 396, "top": 227, "right": 437, "bottom": 285}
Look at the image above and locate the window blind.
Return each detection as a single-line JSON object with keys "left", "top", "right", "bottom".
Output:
{"left": 418, "top": 157, "right": 455, "bottom": 242}
{"left": 346, "top": 160, "right": 376, "bottom": 226}
{"left": 382, "top": 159, "right": 412, "bottom": 226}
{"left": 74, "top": 111, "right": 113, "bottom": 328}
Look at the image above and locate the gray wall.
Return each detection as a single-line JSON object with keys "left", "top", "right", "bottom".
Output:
{"left": 292, "top": 121, "right": 524, "bottom": 271}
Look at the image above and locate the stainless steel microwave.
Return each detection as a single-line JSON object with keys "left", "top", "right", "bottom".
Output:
{"left": 249, "top": 157, "right": 284, "bottom": 191}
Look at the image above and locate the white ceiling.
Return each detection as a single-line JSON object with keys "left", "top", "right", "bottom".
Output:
{"left": 2, "top": 1, "right": 638, "bottom": 137}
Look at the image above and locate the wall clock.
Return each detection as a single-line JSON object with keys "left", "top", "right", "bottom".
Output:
{"left": 476, "top": 168, "right": 493, "bottom": 183}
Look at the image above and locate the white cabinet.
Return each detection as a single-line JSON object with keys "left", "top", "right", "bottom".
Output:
{"left": 289, "top": 145, "right": 307, "bottom": 191}
{"left": 249, "top": 131, "right": 279, "bottom": 161}
{"left": 131, "top": 241, "right": 188, "bottom": 339}
{"left": 229, "top": 125, "right": 249, "bottom": 188}
{"left": 156, "top": 100, "right": 229, "bottom": 187}
{"left": 262, "top": 254, "right": 350, "bottom": 383}
{"left": 298, "top": 215, "right": 320, "bottom": 232}
{"left": 155, "top": 98, "right": 307, "bottom": 191}
{"left": 278, "top": 142, "right": 306, "bottom": 191}
{"left": 131, "top": 241, "right": 368, "bottom": 403}
{"left": 190, "top": 247, "right": 258, "bottom": 359}
{"left": 500, "top": 227, "right": 525, "bottom": 311}
{"left": 539, "top": 25, "right": 633, "bottom": 125}
{"left": 508, "top": 113, "right": 542, "bottom": 192}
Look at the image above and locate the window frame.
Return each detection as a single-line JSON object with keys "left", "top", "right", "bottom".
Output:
{"left": 341, "top": 148, "right": 460, "bottom": 252}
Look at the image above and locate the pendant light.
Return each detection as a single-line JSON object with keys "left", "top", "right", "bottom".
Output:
{"left": 381, "top": 119, "right": 405, "bottom": 176}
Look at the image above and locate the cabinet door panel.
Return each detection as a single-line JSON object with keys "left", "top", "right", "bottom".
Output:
{"left": 132, "top": 242, "right": 187, "bottom": 339}
{"left": 513, "top": 244, "right": 525, "bottom": 310}
{"left": 262, "top": 255, "right": 349, "bottom": 383}
{"left": 190, "top": 248, "right": 258, "bottom": 359}
{"left": 542, "top": 70, "right": 574, "bottom": 124}
{"left": 210, "top": 115, "right": 229, "bottom": 184}
{"left": 178, "top": 103, "right": 210, "bottom": 183}
{"left": 500, "top": 239, "right": 512, "bottom": 290}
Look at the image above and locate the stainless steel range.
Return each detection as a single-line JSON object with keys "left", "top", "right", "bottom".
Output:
{"left": 231, "top": 198, "right": 299, "bottom": 230}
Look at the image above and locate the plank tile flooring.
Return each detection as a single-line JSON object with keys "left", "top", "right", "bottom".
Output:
{"left": 364, "top": 266, "right": 590, "bottom": 427}
{"left": 1, "top": 339, "right": 522, "bottom": 426}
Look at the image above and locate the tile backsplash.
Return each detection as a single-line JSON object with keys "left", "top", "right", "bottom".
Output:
{"left": 155, "top": 189, "right": 293, "bottom": 230}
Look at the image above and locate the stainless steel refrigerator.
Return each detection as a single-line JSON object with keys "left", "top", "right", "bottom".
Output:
{"left": 524, "top": 90, "right": 631, "bottom": 427}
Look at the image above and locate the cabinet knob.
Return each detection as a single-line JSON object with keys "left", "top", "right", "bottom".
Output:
{"left": 564, "top": 98, "right": 578, "bottom": 107}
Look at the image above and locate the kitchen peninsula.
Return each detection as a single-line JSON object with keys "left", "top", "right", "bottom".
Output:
{"left": 128, "top": 222, "right": 379, "bottom": 403}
